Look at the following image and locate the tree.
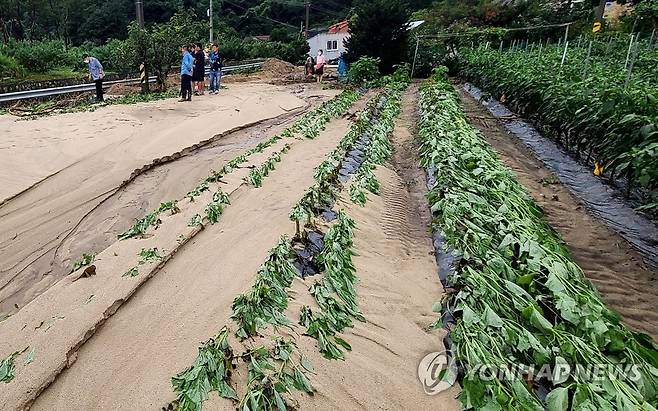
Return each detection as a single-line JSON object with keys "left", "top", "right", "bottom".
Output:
{"left": 344, "top": 0, "right": 412, "bottom": 73}
{"left": 118, "top": 11, "right": 207, "bottom": 89}
{"left": 270, "top": 27, "right": 292, "bottom": 43}
{"left": 633, "top": 0, "right": 658, "bottom": 29}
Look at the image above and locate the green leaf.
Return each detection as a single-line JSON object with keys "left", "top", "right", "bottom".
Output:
{"left": 300, "top": 355, "right": 314, "bottom": 373}
{"left": 0, "top": 352, "right": 19, "bottom": 383}
{"left": 483, "top": 304, "right": 503, "bottom": 328}
{"left": 524, "top": 306, "right": 553, "bottom": 332}
{"left": 545, "top": 387, "right": 569, "bottom": 411}
{"left": 432, "top": 301, "right": 443, "bottom": 313}
{"left": 462, "top": 304, "right": 480, "bottom": 326}
{"left": 273, "top": 390, "right": 287, "bottom": 411}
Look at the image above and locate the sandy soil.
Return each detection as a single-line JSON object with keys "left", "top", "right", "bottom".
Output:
{"left": 206, "top": 86, "right": 460, "bottom": 410}
{"left": 289, "top": 85, "right": 460, "bottom": 410}
{"left": 0, "top": 86, "right": 463, "bottom": 410}
{"left": 0, "top": 83, "right": 333, "bottom": 318}
{"left": 29, "top": 101, "right": 366, "bottom": 410}
{"left": 457, "top": 87, "right": 658, "bottom": 341}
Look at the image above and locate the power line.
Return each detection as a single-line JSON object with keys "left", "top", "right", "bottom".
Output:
{"left": 223, "top": 0, "right": 299, "bottom": 29}
{"left": 269, "top": 0, "right": 348, "bottom": 20}
{"left": 268, "top": 0, "right": 305, "bottom": 7}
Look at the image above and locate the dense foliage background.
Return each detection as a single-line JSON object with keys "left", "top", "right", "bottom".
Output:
{"left": 0, "top": 0, "right": 656, "bottom": 80}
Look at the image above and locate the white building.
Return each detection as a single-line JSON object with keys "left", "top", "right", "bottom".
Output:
{"left": 307, "top": 20, "right": 425, "bottom": 62}
{"left": 307, "top": 20, "right": 349, "bottom": 62}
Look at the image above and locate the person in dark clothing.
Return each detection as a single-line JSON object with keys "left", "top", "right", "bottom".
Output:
{"left": 84, "top": 54, "right": 105, "bottom": 102}
{"left": 305, "top": 55, "right": 315, "bottom": 77}
{"left": 192, "top": 43, "right": 206, "bottom": 95}
{"left": 179, "top": 45, "right": 193, "bottom": 102}
{"left": 208, "top": 43, "right": 223, "bottom": 94}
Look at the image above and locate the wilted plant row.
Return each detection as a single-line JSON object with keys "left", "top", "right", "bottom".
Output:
{"left": 349, "top": 86, "right": 403, "bottom": 206}
{"left": 245, "top": 144, "right": 291, "bottom": 188}
{"left": 459, "top": 48, "right": 658, "bottom": 216}
{"left": 114, "top": 91, "right": 360, "bottom": 286}
{"left": 168, "top": 75, "right": 409, "bottom": 411}
{"left": 117, "top": 89, "right": 361, "bottom": 242}
{"left": 291, "top": 79, "right": 408, "bottom": 360}
{"left": 419, "top": 68, "right": 658, "bottom": 410}
{"left": 292, "top": 82, "right": 407, "bottom": 227}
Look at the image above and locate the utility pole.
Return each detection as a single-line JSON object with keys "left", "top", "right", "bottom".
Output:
{"left": 304, "top": 2, "right": 310, "bottom": 39}
{"left": 135, "top": 0, "right": 148, "bottom": 93}
{"left": 209, "top": 0, "right": 214, "bottom": 44}
{"left": 135, "top": 0, "right": 145, "bottom": 27}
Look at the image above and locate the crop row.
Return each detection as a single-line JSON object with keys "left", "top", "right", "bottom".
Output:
{"left": 0, "top": 90, "right": 366, "bottom": 402}
{"left": 419, "top": 68, "right": 658, "bottom": 410}
{"left": 170, "top": 74, "right": 409, "bottom": 411}
{"left": 169, "top": 86, "right": 369, "bottom": 408}
{"left": 292, "top": 79, "right": 407, "bottom": 361}
{"left": 459, "top": 48, "right": 658, "bottom": 214}
{"left": 349, "top": 84, "right": 403, "bottom": 206}
{"left": 5, "top": 90, "right": 363, "bottom": 408}
{"left": 117, "top": 89, "right": 360, "bottom": 241}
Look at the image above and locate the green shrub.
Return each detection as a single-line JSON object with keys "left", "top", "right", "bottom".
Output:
{"left": 0, "top": 53, "right": 25, "bottom": 77}
{"left": 0, "top": 39, "right": 76, "bottom": 72}
{"left": 391, "top": 63, "right": 410, "bottom": 83}
{"left": 349, "top": 56, "right": 381, "bottom": 86}
{"left": 219, "top": 36, "right": 309, "bottom": 65}
{"left": 76, "top": 39, "right": 131, "bottom": 74}
{"left": 218, "top": 37, "right": 247, "bottom": 62}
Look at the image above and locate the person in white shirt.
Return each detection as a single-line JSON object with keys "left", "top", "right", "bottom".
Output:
{"left": 315, "top": 49, "right": 326, "bottom": 83}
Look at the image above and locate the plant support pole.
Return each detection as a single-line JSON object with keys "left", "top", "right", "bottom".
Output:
{"left": 560, "top": 40, "right": 569, "bottom": 67}
{"left": 582, "top": 40, "right": 593, "bottom": 78}
{"left": 563, "top": 23, "right": 569, "bottom": 44}
{"left": 624, "top": 33, "right": 634, "bottom": 69}
{"left": 411, "top": 36, "right": 420, "bottom": 79}
{"left": 625, "top": 34, "right": 640, "bottom": 89}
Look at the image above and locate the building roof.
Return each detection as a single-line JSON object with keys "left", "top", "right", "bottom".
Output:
{"left": 327, "top": 20, "right": 349, "bottom": 34}
{"left": 406, "top": 20, "right": 425, "bottom": 31}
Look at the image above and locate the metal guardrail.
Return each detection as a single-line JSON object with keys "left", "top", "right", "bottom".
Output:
{"left": 0, "top": 62, "right": 264, "bottom": 104}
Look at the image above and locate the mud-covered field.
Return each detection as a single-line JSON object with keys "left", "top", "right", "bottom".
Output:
{"left": 0, "top": 76, "right": 655, "bottom": 410}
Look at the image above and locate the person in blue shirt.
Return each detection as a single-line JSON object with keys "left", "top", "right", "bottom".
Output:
{"left": 208, "top": 43, "right": 223, "bottom": 94}
{"left": 338, "top": 53, "right": 348, "bottom": 82}
{"left": 83, "top": 54, "right": 105, "bottom": 102}
{"left": 179, "top": 45, "right": 194, "bottom": 102}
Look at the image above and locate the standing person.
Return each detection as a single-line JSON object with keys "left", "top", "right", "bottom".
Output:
{"left": 179, "top": 45, "right": 193, "bottom": 102}
{"left": 337, "top": 52, "right": 348, "bottom": 82}
{"left": 208, "top": 44, "right": 223, "bottom": 94}
{"left": 314, "top": 49, "right": 326, "bottom": 83}
{"left": 84, "top": 54, "right": 105, "bottom": 102}
{"left": 305, "top": 55, "right": 315, "bottom": 77}
{"left": 192, "top": 43, "right": 206, "bottom": 95}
